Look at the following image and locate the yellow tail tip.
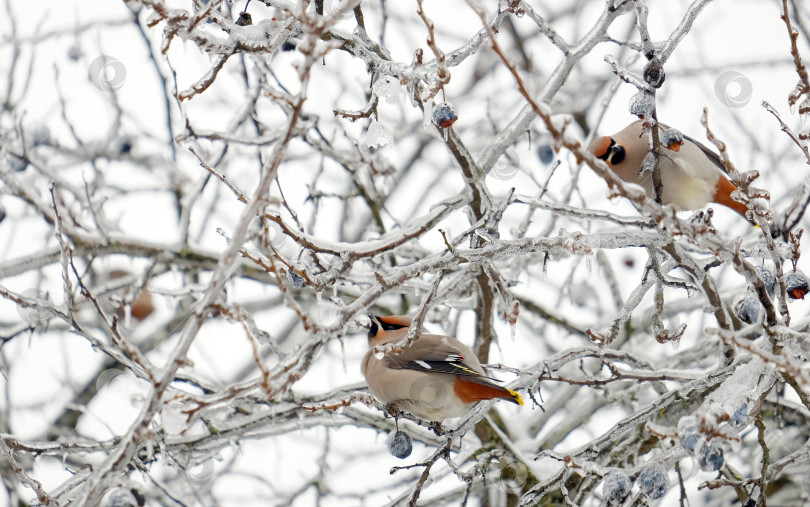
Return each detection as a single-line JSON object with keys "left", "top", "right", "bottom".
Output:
{"left": 507, "top": 388, "right": 524, "bottom": 406}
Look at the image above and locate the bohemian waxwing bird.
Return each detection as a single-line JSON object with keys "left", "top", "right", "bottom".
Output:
{"left": 361, "top": 314, "right": 523, "bottom": 422}
{"left": 590, "top": 120, "right": 749, "bottom": 218}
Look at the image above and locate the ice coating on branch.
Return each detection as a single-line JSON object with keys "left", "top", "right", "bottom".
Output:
{"left": 741, "top": 241, "right": 794, "bottom": 259}
{"left": 640, "top": 151, "right": 657, "bottom": 177}
{"left": 161, "top": 400, "right": 189, "bottom": 434}
{"left": 366, "top": 120, "right": 392, "bottom": 148}
{"left": 755, "top": 265, "right": 776, "bottom": 294}
{"left": 702, "top": 358, "right": 764, "bottom": 428}
{"left": 372, "top": 75, "right": 402, "bottom": 105}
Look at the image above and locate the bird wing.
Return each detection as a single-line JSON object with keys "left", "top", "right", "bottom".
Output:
{"left": 384, "top": 334, "right": 497, "bottom": 380}
{"left": 681, "top": 133, "right": 729, "bottom": 175}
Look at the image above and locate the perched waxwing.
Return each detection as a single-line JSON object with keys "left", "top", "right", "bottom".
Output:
{"left": 591, "top": 120, "right": 749, "bottom": 218}
{"left": 362, "top": 314, "right": 523, "bottom": 422}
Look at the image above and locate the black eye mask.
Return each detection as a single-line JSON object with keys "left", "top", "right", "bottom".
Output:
{"left": 610, "top": 143, "right": 626, "bottom": 164}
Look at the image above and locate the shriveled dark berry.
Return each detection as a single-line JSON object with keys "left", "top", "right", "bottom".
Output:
{"left": 602, "top": 471, "right": 631, "bottom": 505}
{"left": 288, "top": 271, "right": 307, "bottom": 288}
{"left": 537, "top": 144, "right": 554, "bottom": 164}
{"left": 681, "top": 425, "right": 699, "bottom": 453}
{"left": 698, "top": 439, "right": 724, "bottom": 471}
{"left": 386, "top": 430, "right": 412, "bottom": 459}
{"left": 785, "top": 271, "right": 809, "bottom": 300}
{"left": 637, "top": 464, "right": 669, "bottom": 500}
{"left": 661, "top": 128, "right": 684, "bottom": 151}
{"left": 236, "top": 11, "right": 252, "bottom": 26}
{"left": 643, "top": 58, "right": 665, "bottom": 88}
{"left": 431, "top": 103, "right": 457, "bottom": 129}
{"left": 756, "top": 265, "right": 776, "bottom": 294}
{"left": 733, "top": 290, "right": 760, "bottom": 324}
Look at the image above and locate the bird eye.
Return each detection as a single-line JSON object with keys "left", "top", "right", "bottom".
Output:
{"left": 381, "top": 321, "right": 406, "bottom": 331}
{"left": 611, "top": 145, "right": 626, "bottom": 165}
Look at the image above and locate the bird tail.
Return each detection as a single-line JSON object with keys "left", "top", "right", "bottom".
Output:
{"left": 454, "top": 378, "right": 524, "bottom": 405}
{"left": 713, "top": 177, "right": 752, "bottom": 221}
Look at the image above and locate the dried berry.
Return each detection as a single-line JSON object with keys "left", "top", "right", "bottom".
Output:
{"left": 643, "top": 58, "right": 665, "bottom": 88}
{"left": 236, "top": 11, "right": 252, "bottom": 26}
{"left": 785, "top": 271, "right": 809, "bottom": 300}
{"left": 537, "top": 144, "right": 554, "bottom": 165}
{"left": 629, "top": 91, "right": 655, "bottom": 118}
{"left": 288, "top": 271, "right": 307, "bottom": 288}
{"left": 681, "top": 425, "right": 700, "bottom": 453}
{"left": 698, "top": 439, "right": 724, "bottom": 471}
{"left": 386, "top": 430, "right": 412, "bottom": 459}
{"left": 130, "top": 290, "right": 154, "bottom": 321}
{"left": 733, "top": 290, "right": 760, "bottom": 324}
{"left": 661, "top": 128, "right": 684, "bottom": 151}
{"left": 636, "top": 464, "right": 669, "bottom": 500}
{"left": 730, "top": 402, "right": 748, "bottom": 425}
{"left": 602, "top": 471, "right": 632, "bottom": 505}
{"left": 431, "top": 103, "right": 457, "bottom": 129}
